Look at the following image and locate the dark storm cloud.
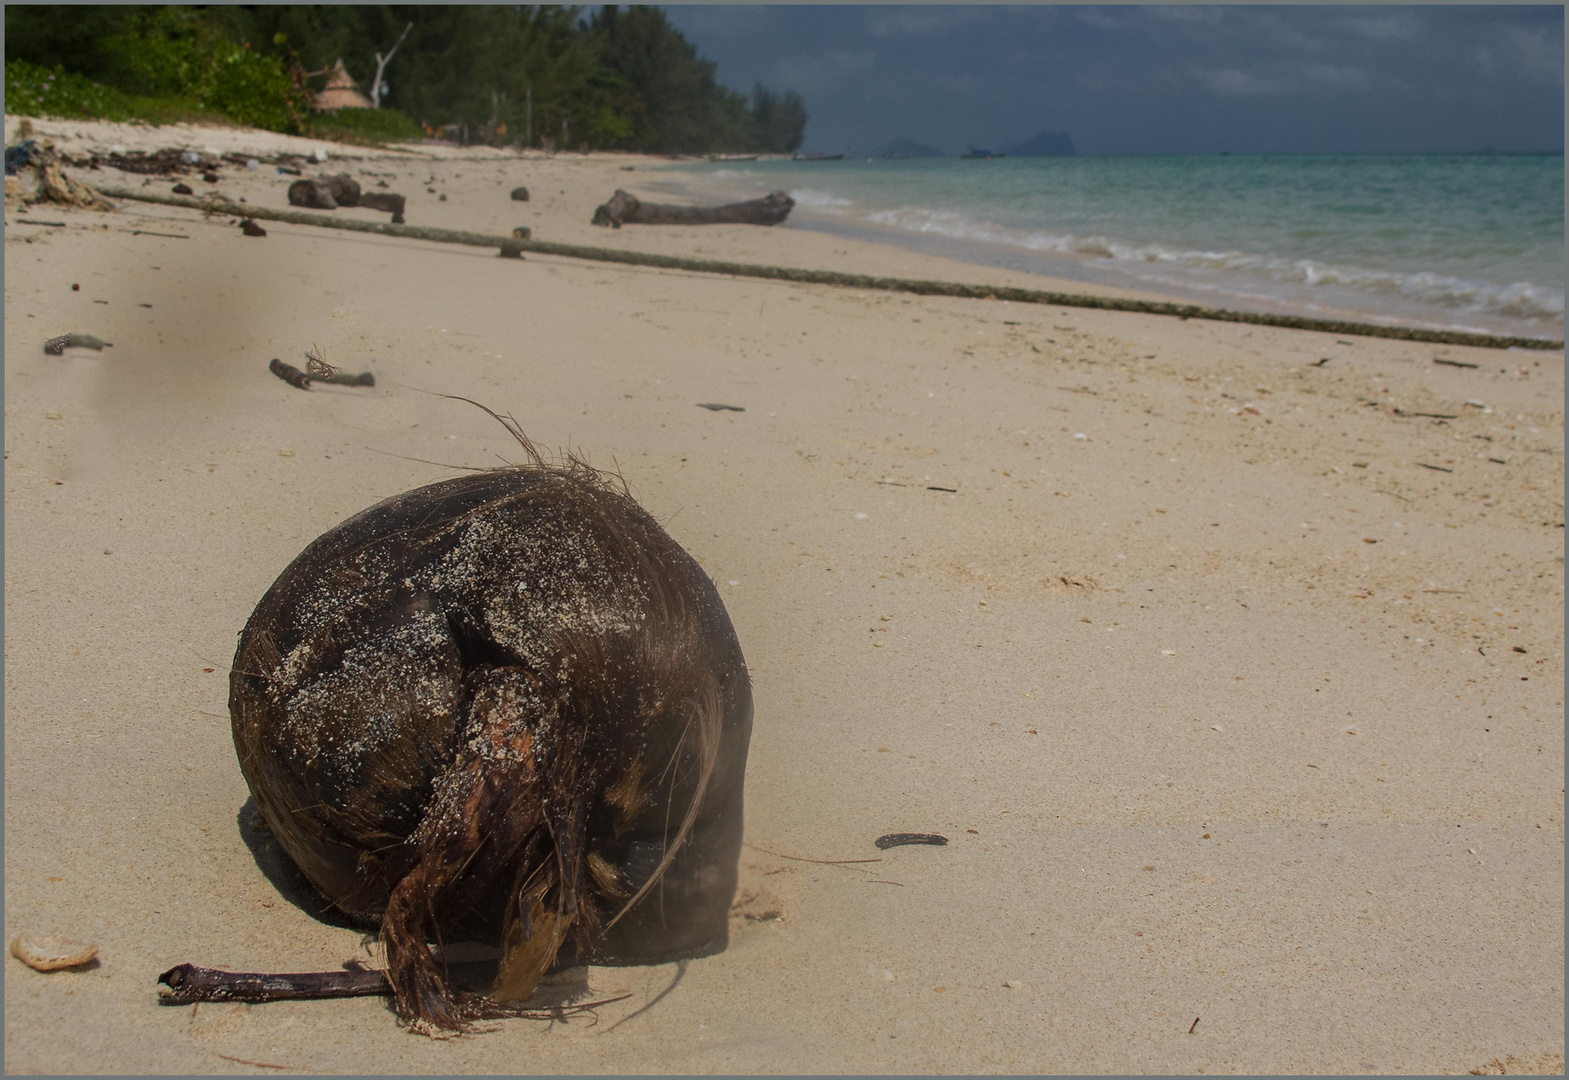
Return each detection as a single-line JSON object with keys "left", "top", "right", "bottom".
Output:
{"left": 660, "top": 5, "right": 1565, "bottom": 155}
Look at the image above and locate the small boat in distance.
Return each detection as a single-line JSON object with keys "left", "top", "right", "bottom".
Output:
{"left": 792, "top": 151, "right": 846, "bottom": 161}
{"left": 960, "top": 147, "right": 1006, "bottom": 160}
{"left": 708, "top": 153, "right": 758, "bottom": 162}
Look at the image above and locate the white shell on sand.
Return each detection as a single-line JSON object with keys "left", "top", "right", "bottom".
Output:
{"left": 10, "top": 933, "right": 98, "bottom": 972}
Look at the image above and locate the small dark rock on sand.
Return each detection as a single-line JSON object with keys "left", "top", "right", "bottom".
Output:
{"left": 510, "top": 186, "right": 530, "bottom": 202}
{"left": 202, "top": 171, "right": 219, "bottom": 183}
{"left": 240, "top": 220, "right": 267, "bottom": 237}
{"left": 171, "top": 183, "right": 193, "bottom": 195}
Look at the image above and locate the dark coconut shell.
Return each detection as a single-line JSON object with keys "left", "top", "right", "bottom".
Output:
{"left": 230, "top": 458, "right": 752, "bottom": 1030}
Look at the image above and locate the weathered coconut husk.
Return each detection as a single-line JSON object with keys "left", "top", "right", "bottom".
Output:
{"left": 228, "top": 422, "right": 752, "bottom": 1032}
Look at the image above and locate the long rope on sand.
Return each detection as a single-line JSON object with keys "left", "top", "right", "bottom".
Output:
{"left": 94, "top": 184, "right": 1563, "bottom": 352}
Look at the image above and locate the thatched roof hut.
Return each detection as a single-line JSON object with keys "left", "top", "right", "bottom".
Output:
{"left": 312, "top": 59, "right": 374, "bottom": 112}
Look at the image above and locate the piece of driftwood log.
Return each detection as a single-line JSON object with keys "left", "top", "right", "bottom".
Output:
{"left": 289, "top": 175, "right": 406, "bottom": 223}
{"left": 591, "top": 189, "right": 793, "bottom": 228}
{"left": 356, "top": 191, "right": 406, "bottom": 222}
{"left": 288, "top": 174, "right": 360, "bottom": 210}
{"left": 90, "top": 185, "right": 1561, "bottom": 351}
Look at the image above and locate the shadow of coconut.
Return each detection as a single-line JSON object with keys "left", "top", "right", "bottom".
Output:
{"left": 236, "top": 797, "right": 363, "bottom": 932}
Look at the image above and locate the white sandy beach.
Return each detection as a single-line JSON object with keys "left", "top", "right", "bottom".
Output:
{"left": 3, "top": 116, "right": 1564, "bottom": 1074}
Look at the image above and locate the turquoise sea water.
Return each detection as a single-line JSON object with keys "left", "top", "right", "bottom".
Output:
{"left": 660, "top": 154, "right": 1564, "bottom": 341}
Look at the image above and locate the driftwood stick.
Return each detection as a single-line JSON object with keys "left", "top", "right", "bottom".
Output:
{"left": 158, "top": 962, "right": 390, "bottom": 1004}
{"left": 158, "top": 962, "right": 635, "bottom": 1021}
{"left": 91, "top": 185, "right": 1561, "bottom": 351}
{"left": 92, "top": 185, "right": 525, "bottom": 257}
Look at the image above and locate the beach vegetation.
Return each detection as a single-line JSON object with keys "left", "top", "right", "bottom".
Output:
{"left": 5, "top": 4, "right": 806, "bottom": 154}
{"left": 309, "top": 104, "right": 424, "bottom": 147}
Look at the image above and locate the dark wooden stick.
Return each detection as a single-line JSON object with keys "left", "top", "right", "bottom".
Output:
{"left": 269, "top": 358, "right": 312, "bottom": 390}
{"left": 158, "top": 962, "right": 390, "bottom": 1004}
{"left": 875, "top": 832, "right": 949, "bottom": 849}
{"left": 160, "top": 963, "right": 635, "bottom": 1024}
{"left": 1433, "top": 357, "right": 1481, "bottom": 369}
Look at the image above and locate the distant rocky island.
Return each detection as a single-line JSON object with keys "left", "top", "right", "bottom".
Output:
{"left": 1004, "top": 130, "right": 1077, "bottom": 157}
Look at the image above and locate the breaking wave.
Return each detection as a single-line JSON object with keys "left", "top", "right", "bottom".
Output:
{"left": 853, "top": 203, "right": 1564, "bottom": 325}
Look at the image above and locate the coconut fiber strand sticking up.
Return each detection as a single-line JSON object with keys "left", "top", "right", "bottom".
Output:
{"left": 217, "top": 422, "right": 753, "bottom": 1032}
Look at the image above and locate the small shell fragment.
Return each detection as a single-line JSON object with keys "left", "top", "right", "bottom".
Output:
{"left": 10, "top": 933, "right": 98, "bottom": 971}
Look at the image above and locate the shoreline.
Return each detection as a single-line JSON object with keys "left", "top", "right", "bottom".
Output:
{"left": 645, "top": 157, "right": 1566, "bottom": 344}
{"left": 4, "top": 118, "right": 1564, "bottom": 1075}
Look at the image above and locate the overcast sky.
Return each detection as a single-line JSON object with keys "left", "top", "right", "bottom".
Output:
{"left": 660, "top": 5, "right": 1565, "bottom": 156}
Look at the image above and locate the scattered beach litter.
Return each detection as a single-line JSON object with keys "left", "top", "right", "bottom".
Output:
{"left": 5, "top": 139, "right": 40, "bottom": 174}
{"left": 43, "top": 333, "right": 111, "bottom": 355}
{"left": 875, "top": 833, "right": 949, "bottom": 850}
{"left": 696, "top": 403, "right": 745, "bottom": 412}
{"left": 10, "top": 933, "right": 98, "bottom": 972}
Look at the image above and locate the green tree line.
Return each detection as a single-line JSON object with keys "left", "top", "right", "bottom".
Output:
{"left": 4, "top": 5, "right": 807, "bottom": 153}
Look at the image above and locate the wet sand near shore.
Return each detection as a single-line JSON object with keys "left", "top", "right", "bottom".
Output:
{"left": 4, "top": 117, "right": 1563, "bottom": 1074}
